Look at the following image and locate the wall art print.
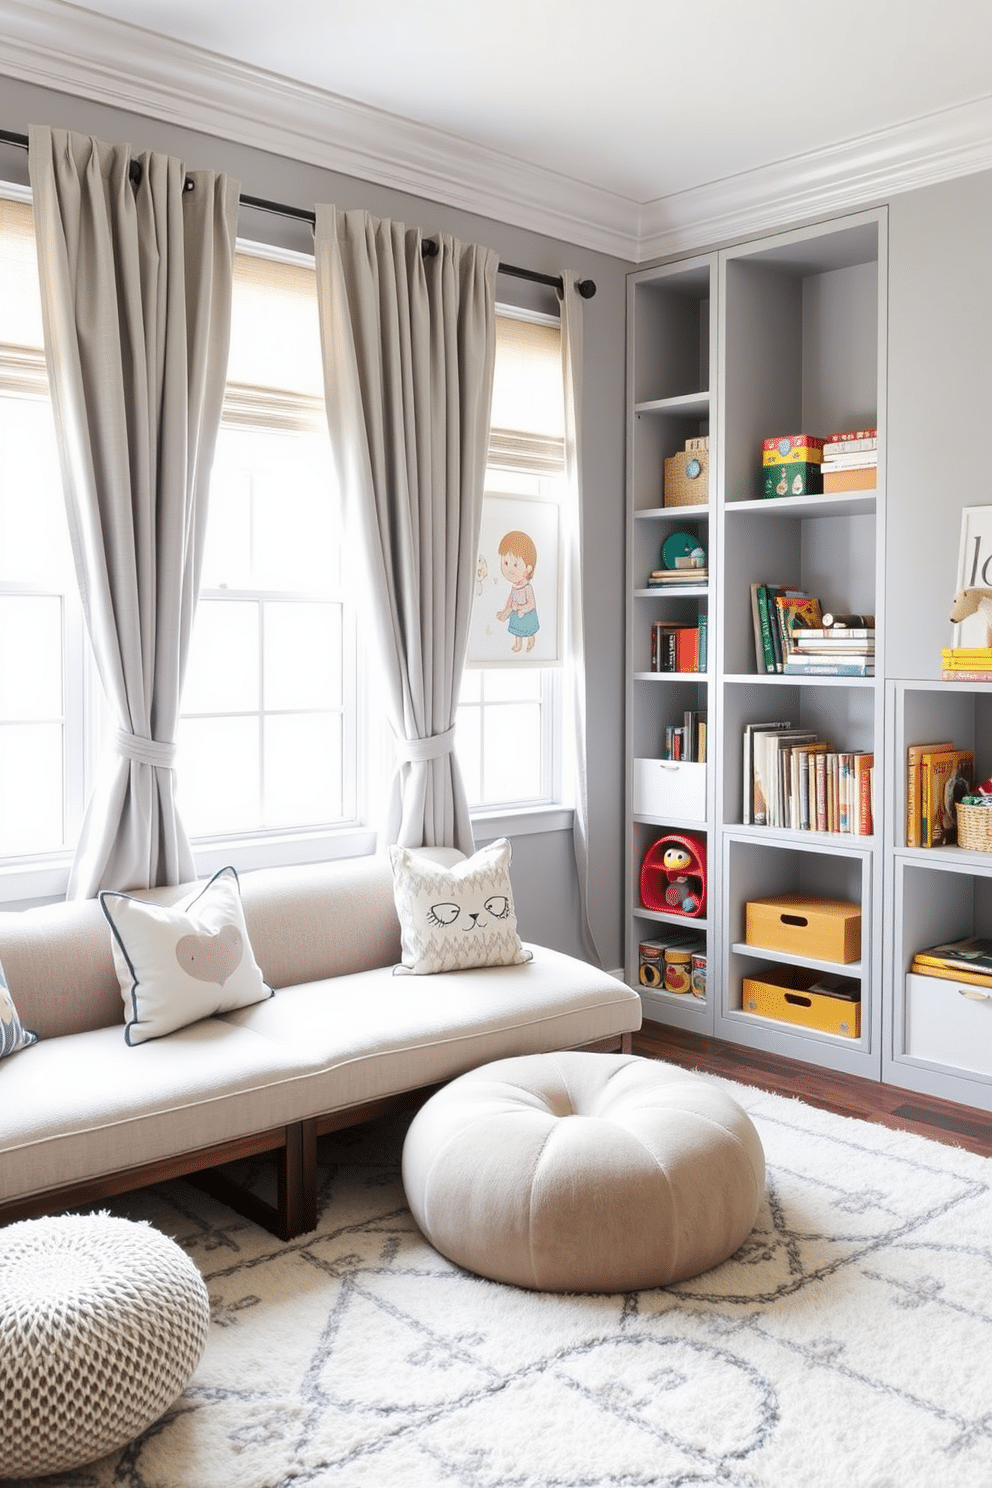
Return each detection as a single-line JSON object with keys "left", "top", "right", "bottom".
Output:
{"left": 468, "top": 493, "right": 562, "bottom": 666}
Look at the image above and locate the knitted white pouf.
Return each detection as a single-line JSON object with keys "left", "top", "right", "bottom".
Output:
{"left": 0, "top": 1212, "right": 210, "bottom": 1480}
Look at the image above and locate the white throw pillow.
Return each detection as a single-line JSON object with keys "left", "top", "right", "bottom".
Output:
{"left": 0, "top": 957, "right": 37, "bottom": 1061}
{"left": 389, "top": 838, "right": 532, "bottom": 975}
{"left": 101, "top": 866, "right": 272, "bottom": 1046}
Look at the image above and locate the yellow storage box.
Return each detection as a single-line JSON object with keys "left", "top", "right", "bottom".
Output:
{"left": 745, "top": 894, "right": 861, "bottom": 964}
{"left": 743, "top": 965, "right": 861, "bottom": 1038}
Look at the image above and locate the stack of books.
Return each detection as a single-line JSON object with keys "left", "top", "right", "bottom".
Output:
{"left": 742, "top": 720, "right": 874, "bottom": 834}
{"left": 784, "top": 622, "right": 875, "bottom": 678}
{"left": 942, "top": 647, "right": 992, "bottom": 682}
{"left": 821, "top": 429, "right": 877, "bottom": 492}
{"left": 910, "top": 936, "right": 992, "bottom": 989}
{"left": 646, "top": 566, "right": 708, "bottom": 588}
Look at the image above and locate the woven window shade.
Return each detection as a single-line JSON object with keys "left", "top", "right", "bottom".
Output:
{"left": 227, "top": 249, "right": 324, "bottom": 400}
{"left": 0, "top": 198, "right": 48, "bottom": 395}
{"left": 489, "top": 313, "right": 564, "bottom": 473}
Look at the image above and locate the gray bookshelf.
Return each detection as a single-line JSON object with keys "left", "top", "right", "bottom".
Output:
{"left": 626, "top": 211, "right": 888, "bottom": 1080}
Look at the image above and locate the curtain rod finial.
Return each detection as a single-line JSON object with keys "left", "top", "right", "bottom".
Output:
{"left": 577, "top": 279, "right": 596, "bottom": 299}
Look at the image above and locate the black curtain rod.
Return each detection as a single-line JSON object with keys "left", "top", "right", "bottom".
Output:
{"left": 0, "top": 130, "right": 596, "bottom": 299}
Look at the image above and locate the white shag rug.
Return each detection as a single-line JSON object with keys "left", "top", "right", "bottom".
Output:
{"left": 10, "top": 1074, "right": 992, "bottom": 1488}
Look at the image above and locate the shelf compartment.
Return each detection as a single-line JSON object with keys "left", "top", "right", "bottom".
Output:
{"left": 732, "top": 941, "right": 863, "bottom": 978}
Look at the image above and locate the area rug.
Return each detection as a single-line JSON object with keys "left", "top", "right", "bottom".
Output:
{"left": 10, "top": 1073, "right": 992, "bottom": 1488}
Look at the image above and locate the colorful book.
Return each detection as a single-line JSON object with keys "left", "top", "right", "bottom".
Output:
{"left": 853, "top": 752, "right": 874, "bottom": 836}
{"left": 906, "top": 739, "right": 954, "bottom": 847}
{"left": 913, "top": 936, "right": 992, "bottom": 973}
{"left": 920, "top": 749, "right": 974, "bottom": 848}
{"left": 773, "top": 592, "right": 822, "bottom": 663}
{"left": 782, "top": 659, "right": 875, "bottom": 676}
{"left": 910, "top": 959, "right": 992, "bottom": 989}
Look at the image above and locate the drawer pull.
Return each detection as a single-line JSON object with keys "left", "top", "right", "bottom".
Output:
{"left": 958, "top": 988, "right": 992, "bottom": 1002}
{"left": 781, "top": 913, "right": 809, "bottom": 928}
{"left": 784, "top": 993, "right": 813, "bottom": 1008}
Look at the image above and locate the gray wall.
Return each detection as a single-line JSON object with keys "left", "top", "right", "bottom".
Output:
{"left": 0, "top": 76, "right": 631, "bottom": 966}
{"left": 885, "top": 169, "right": 992, "bottom": 677}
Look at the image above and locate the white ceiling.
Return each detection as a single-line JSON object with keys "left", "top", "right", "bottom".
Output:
{"left": 2, "top": 0, "right": 991, "bottom": 258}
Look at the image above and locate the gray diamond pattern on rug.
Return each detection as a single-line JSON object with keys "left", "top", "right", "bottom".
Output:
{"left": 8, "top": 1077, "right": 992, "bottom": 1488}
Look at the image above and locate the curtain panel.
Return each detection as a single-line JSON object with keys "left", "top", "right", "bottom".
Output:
{"left": 315, "top": 206, "right": 498, "bottom": 853}
{"left": 559, "top": 271, "right": 602, "bottom": 967}
{"left": 29, "top": 126, "right": 239, "bottom": 897}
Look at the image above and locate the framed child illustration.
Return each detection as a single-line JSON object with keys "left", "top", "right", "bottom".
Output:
{"left": 468, "top": 493, "right": 562, "bottom": 666}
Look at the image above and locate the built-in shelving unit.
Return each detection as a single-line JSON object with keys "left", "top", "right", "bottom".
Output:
{"left": 626, "top": 211, "right": 888, "bottom": 1079}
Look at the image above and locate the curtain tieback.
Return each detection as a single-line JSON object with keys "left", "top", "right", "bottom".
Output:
{"left": 395, "top": 727, "right": 456, "bottom": 764}
{"left": 115, "top": 729, "right": 177, "bottom": 768}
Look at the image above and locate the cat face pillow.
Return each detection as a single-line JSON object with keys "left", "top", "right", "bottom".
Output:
{"left": 389, "top": 839, "right": 532, "bottom": 975}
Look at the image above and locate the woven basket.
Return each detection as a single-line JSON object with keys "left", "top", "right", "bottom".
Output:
{"left": 664, "top": 450, "right": 709, "bottom": 507}
{"left": 957, "top": 802, "right": 992, "bottom": 853}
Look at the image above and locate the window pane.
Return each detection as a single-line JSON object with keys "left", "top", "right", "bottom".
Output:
{"left": 0, "top": 597, "right": 63, "bottom": 717}
{"left": 483, "top": 667, "right": 542, "bottom": 703}
{"left": 455, "top": 706, "right": 482, "bottom": 805}
{"left": 176, "top": 716, "right": 260, "bottom": 836}
{"left": 0, "top": 723, "right": 63, "bottom": 854}
{"left": 482, "top": 702, "right": 542, "bottom": 803}
{"left": 183, "top": 601, "right": 259, "bottom": 714}
{"left": 264, "top": 602, "right": 341, "bottom": 711}
{"left": 264, "top": 714, "right": 341, "bottom": 826}
{"left": 0, "top": 399, "right": 73, "bottom": 585}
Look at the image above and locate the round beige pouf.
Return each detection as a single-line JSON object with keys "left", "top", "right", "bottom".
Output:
{"left": 402, "top": 1052, "right": 765, "bottom": 1293}
{"left": 0, "top": 1213, "right": 210, "bottom": 1480}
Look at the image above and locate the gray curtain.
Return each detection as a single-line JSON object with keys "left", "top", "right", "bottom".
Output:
{"left": 559, "top": 272, "right": 602, "bottom": 966}
{"left": 315, "top": 206, "right": 498, "bottom": 852}
{"left": 29, "top": 125, "right": 239, "bottom": 897}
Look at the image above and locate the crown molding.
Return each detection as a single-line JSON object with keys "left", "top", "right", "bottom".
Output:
{"left": 637, "top": 95, "right": 992, "bottom": 261}
{"left": 1, "top": 0, "right": 990, "bottom": 265}
{"left": 0, "top": 0, "right": 641, "bottom": 260}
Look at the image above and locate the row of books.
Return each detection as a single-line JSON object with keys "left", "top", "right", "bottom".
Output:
{"left": 743, "top": 720, "right": 874, "bottom": 833}
{"left": 910, "top": 935, "right": 992, "bottom": 988}
{"left": 822, "top": 428, "right": 878, "bottom": 494}
{"left": 942, "top": 646, "right": 992, "bottom": 682}
{"left": 650, "top": 615, "right": 708, "bottom": 674}
{"left": 905, "top": 740, "right": 974, "bottom": 847}
{"left": 664, "top": 710, "right": 707, "bottom": 763}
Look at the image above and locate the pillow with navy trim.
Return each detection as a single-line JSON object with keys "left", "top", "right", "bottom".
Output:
{"left": 389, "top": 837, "right": 533, "bottom": 975}
{"left": 0, "top": 956, "right": 37, "bottom": 1061}
{"left": 100, "top": 865, "right": 272, "bottom": 1046}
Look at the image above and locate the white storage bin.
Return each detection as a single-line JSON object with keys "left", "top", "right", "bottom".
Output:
{"left": 905, "top": 971, "right": 992, "bottom": 1078}
{"left": 632, "top": 758, "right": 706, "bottom": 822}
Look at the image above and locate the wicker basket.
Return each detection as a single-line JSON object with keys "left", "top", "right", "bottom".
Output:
{"left": 664, "top": 450, "right": 709, "bottom": 507}
{"left": 957, "top": 802, "right": 992, "bottom": 853}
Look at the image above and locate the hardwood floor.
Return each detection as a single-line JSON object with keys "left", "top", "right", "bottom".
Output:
{"left": 633, "top": 1020, "right": 992, "bottom": 1159}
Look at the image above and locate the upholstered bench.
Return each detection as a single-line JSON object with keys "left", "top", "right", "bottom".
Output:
{"left": 402, "top": 1051, "right": 765, "bottom": 1293}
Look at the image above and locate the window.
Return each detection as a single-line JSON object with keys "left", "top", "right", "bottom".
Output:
{"left": 0, "top": 195, "right": 569, "bottom": 900}
{"left": 456, "top": 310, "right": 568, "bottom": 813}
{"left": 0, "top": 196, "right": 90, "bottom": 864}
{"left": 176, "top": 248, "right": 357, "bottom": 843}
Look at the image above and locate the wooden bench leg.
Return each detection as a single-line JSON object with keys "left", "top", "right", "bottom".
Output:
{"left": 189, "top": 1119, "right": 319, "bottom": 1242}
{"left": 277, "top": 1118, "right": 318, "bottom": 1240}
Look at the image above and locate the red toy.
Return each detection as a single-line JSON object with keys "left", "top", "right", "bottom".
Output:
{"left": 640, "top": 833, "right": 707, "bottom": 918}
